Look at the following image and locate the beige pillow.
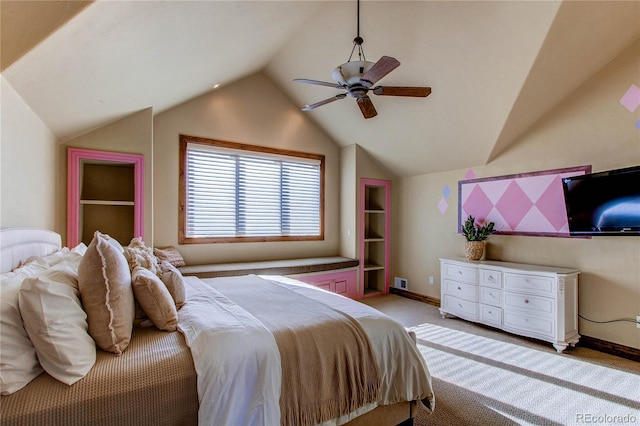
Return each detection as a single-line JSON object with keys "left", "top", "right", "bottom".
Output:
{"left": 158, "top": 260, "right": 187, "bottom": 309}
{"left": 124, "top": 238, "right": 159, "bottom": 274}
{"left": 154, "top": 246, "right": 186, "bottom": 267}
{"left": 0, "top": 259, "right": 48, "bottom": 395}
{"left": 19, "top": 254, "right": 96, "bottom": 385}
{"left": 78, "top": 232, "right": 135, "bottom": 355}
{"left": 131, "top": 266, "right": 177, "bottom": 331}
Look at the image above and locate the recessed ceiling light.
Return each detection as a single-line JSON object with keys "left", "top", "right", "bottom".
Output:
{"left": 212, "top": 83, "right": 220, "bottom": 89}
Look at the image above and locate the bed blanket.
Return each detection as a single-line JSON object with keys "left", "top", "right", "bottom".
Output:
{"left": 211, "top": 275, "right": 380, "bottom": 425}
{"left": 179, "top": 275, "right": 435, "bottom": 426}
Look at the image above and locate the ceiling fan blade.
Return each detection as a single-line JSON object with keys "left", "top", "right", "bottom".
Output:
{"left": 373, "top": 86, "right": 432, "bottom": 97}
{"left": 294, "top": 79, "right": 344, "bottom": 89}
{"left": 357, "top": 96, "right": 378, "bottom": 119}
{"left": 302, "top": 94, "right": 347, "bottom": 111}
{"left": 361, "top": 56, "right": 401, "bottom": 86}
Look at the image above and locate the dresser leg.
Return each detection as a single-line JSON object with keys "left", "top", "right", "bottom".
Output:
{"left": 553, "top": 343, "right": 568, "bottom": 353}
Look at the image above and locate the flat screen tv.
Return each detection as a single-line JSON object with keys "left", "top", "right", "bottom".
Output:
{"left": 562, "top": 165, "right": 640, "bottom": 236}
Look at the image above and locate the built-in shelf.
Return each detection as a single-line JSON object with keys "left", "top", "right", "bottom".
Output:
{"left": 80, "top": 200, "right": 135, "bottom": 206}
{"left": 359, "top": 178, "right": 390, "bottom": 299}
{"left": 67, "top": 148, "right": 144, "bottom": 247}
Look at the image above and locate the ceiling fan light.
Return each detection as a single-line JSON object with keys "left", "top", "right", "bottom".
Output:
{"left": 332, "top": 61, "right": 374, "bottom": 86}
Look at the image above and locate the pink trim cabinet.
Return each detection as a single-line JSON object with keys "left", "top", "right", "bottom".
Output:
{"left": 67, "top": 148, "right": 144, "bottom": 247}
{"left": 359, "top": 178, "right": 391, "bottom": 298}
{"left": 293, "top": 269, "right": 358, "bottom": 299}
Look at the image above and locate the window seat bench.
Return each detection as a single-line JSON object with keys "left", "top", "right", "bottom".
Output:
{"left": 179, "top": 256, "right": 360, "bottom": 299}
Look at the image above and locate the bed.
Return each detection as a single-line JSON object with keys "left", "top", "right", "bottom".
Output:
{"left": 0, "top": 227, "right": 434, "bottom": 425}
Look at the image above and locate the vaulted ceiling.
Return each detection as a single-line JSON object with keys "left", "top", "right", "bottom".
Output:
{"left": 2, "top": 1, "right": 639, "bottom": 177}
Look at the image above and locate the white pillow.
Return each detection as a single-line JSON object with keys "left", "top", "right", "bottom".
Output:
{"left": 0, "top": 259, "right": 48, "bottom": 395}
{"left": 19, "top": 253, "right": 96, "bottom": 385}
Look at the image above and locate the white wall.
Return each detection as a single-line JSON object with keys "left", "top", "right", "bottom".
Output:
{"left": 1, "top": 76, "right": 58, "bottom": 230}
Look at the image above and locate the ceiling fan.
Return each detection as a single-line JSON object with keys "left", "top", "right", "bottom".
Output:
{"left": 294, "top": 0, "right": 431, "bottom": 119}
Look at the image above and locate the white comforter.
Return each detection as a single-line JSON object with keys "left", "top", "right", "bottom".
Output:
{"left": 178, "top": 275, "right": 434, "bottom": 426}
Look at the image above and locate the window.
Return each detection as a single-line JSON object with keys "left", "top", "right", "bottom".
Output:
{"left": 179, "top": 135, "right": 324, "bottom": 243}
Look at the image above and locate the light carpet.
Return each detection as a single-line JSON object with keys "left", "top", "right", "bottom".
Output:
{"left": 362, "top": 295, "right": 640, "bottom": 426}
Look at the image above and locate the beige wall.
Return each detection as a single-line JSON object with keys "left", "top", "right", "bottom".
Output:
{"left": 61, "top": 108, "right": 154, "bottom": 246}
{"left": 153, "top": 72, "right": 341, "bottom": 265}
{"left": 340, "top": 144, "right": 393, "bottom": 259}
{"left": 1, "top": 76, "right": 58, "bottom": 230}
{"left": 394, "top": 40, "right": 640, "bottom": 349}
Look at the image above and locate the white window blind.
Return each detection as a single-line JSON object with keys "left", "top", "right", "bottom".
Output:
{"left": 185, "top": 142, "right": 321, "bottom": 239}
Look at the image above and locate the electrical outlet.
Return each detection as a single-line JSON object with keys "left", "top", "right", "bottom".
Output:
{"left": 429, "top": 276, "right": 434, "bottom": 285}
{"left": 637, "top": 315, "right": 640, "bottom": 329}
{"left": 394, "top": 277, "right": 408, "bottom": 291}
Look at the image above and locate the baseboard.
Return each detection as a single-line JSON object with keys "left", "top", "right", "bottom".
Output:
{"left": 579, "top": 335, "right": 640, "bottom": 363}
{"left": 388, "top": 288, "right": 639, "bottom": 363}
{"left": 389, "top": 287, "right": 440, "bottom": 307}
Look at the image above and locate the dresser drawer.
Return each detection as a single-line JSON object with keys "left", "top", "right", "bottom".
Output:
{"left": 504, "top": 311, "right": 554, "bottom": 338}
{"left": 480, "top": 269, "right": 502, "bottom": 288}
{"left": 443, "top": 295, "right": 479, "bottom": 320}
{"left": 480, "top": 304, "right": 502, "bottom": 326}
{"left": 442, "top": 262, "right": 477, "bottom": 284}
{"left": 443, "top": 279, "right": 478, "bottom": 302}
{"left": 480, "top": 287, "right": 502, "bottom": 307}
{"left": 503, "top": 273, "right": 554, "bottom": 296}
{"left": 504, "top": 292, "right": 554, "bottom": 316}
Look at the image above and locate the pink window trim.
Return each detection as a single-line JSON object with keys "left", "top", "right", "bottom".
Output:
{"left": 67, "top": 148, "right": 144, "bottom": 247}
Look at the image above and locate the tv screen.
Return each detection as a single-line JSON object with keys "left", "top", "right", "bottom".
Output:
{"left": 562, "top": 165, "right": 640, "bottom": 236}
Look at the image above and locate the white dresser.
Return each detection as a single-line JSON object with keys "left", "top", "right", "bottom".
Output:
{"left": 439, "top": 258, "right": 580, "bottom": 353}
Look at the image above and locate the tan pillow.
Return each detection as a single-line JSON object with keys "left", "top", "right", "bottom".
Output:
{"left": 158, "top": 260, "right": 187, "bottom": 309}
{"left": 124, "top": 238, "right": 159, "bottom": 274}
{"left": 131, "top": 266, "right": 177, "bottom": 332}
{"left": 78, "top": 232, "right": 135, "bottom": 355}
{"left": 154, "top": 246, "right": 186, "bottom": 267}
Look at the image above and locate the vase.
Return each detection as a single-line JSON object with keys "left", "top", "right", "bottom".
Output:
{"left": 465, "top": 241, "right": 485, "bottom": 261}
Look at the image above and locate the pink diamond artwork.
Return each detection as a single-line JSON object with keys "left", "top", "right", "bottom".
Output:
{"left": 438, "top": 198, "right": 448, "bottom": 215}
{"left": 536, "top": 175, "right": 570, "bottom": 231}
{"left": 620, "top": 84, "right": 640, "bottom": 112}
{"left": 462, "top": 184, "right": 493, "bottom": 222}
{"left": 464, "top": 169, "right": 476, "bottom": 180}
{"left": 495, "top": 181, "right": 534, "bottom": 230}
{"left": 458, "top": 166, "right": 590, "bottom": 236}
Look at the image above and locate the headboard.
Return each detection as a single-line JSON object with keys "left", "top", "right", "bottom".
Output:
{"left": 0, "top": 228, "right": 62, "bottom": 273}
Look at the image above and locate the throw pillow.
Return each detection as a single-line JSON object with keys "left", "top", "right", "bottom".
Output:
{"left": 19, "top": 254, "right": 96, "bottom": 385}
{"left": 158, "top": 260, "right": 187, "bottom": 309}
{"left": 153, "top": 246, "right": 186, "bottom": 268}
{"left": 131, "top": 266, "right": 177, "bottom": 332}
{"left": 0, "top": 259, "right": 48, "bottom": 395}
{"left": 78, "top": 231, "right": 135, "bottom": 355}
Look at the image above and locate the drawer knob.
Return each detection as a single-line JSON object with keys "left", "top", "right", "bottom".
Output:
{"left": 524, "top": 299, "right": 529, "bottom": 304}
{"left": 458, "top": 286, "right": 462, "bottom": 290}
{"left": 488, "top": 276, "right": 494, "bottom": 282}
{"left": 488, "top": 310, "right": 492, "bottom": 314}
{"left": 458, "top": 303, "right": 463, "bottom": 308}
{"left": 458, "top": 271, "right": 462, "bottom": 275}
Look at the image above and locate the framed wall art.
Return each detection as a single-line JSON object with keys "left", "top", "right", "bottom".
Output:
{"left": 458, "top": 165, "right": 591, "bottom": 237}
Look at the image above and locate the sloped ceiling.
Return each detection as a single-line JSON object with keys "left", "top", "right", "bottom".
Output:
{"left": 2, "top": 1, "right": 639, "bottom": 178}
